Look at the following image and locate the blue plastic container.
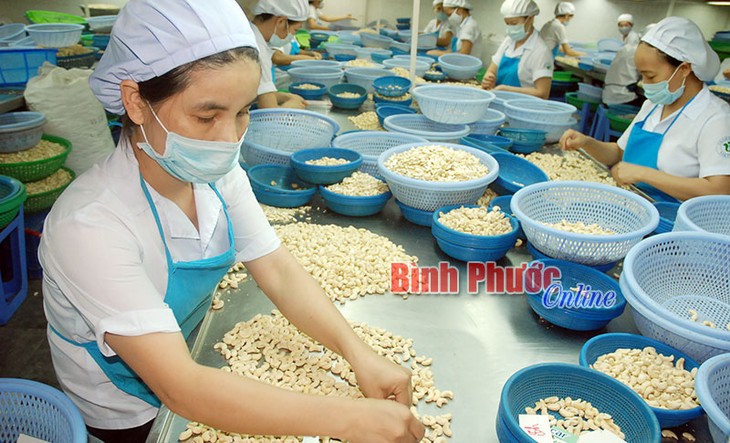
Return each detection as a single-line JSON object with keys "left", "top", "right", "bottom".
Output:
{"left": 526, "top": 242, "right": 617, "bottom": 273}
{"left": 674, "top": 195, "right": 730, "bottom": 237}
{"left": 331, "top": 130, "right": 427, "bottom": 177}
{"left": 489, "top": 152, "right": 549, "bottom": 195}
{"left": 580, "top": 332, "right": 704, "bottom": 427}
{"left": 432, "top": 204, "right": 519, "bottom": 249}
{"left": 91, "top": 33, "right": 109, "bottom": 50}
{"left": 435, "top": 236, "right": 513, "bottom": 262}
{"left": 652, "top": 201, "right": 680, "bottom": 234}
{"left": 696, "top": 354, "right": 730, "bottom": 443}
{"left": 461, "top": 134, "right": 513, "bottom": 152}
{"left": 333, "top": 53, "right": 356, "bottom": 62}
{"left": 319, "top": 184, "right": 392, "bottom": 216}
{"left": 498, "top": 128, "right": 546, "bottom": 154}
{"left": 423, "top": 70, "right": 446, "bottom": 82}
{"left": 247, "top": 164, "right": 317, "bottom": 207}
{"left": 327, "top": 83, "right": 368, "bottom": 110}
{"left": 468, "top": 109, "right": 506, "bottom": 135}
{"left": 344, "top": 67, "right": 392, "bottom": 93}
{"left": 373, "top": 93, "right": 413, "bottom": 107}
{"left": 438, "top": 53, "right": 483, "bottom": 80}
{"left": 288, "top": 67, "right": 344, "bottom": 88}
{"left": 372, "top": 75, "right": 412, "bottom": 97}
{"left": 371, "top": 52, "right": 391, "bottom": 64}
{"left": 375, "top": 104, "right": 416, "bottom": 126}
{"left": 489, "top": 195, "right": 525, "bottom": 240}
{"left": 290, "top": 147, "right": 363, "bottom": 184}
{"left": 395, "top": 199, "right": 434, "bottom": 226}
{"left": 0, "top": 48, "right": 57, "bottom": 86}
{"left": 289, "top": 82, "right": 327, "bottom": 100}
{"left": 290, "top": 59, "right": 341, "bottom": 69}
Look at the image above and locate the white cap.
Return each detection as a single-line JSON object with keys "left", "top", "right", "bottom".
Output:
{"left": 500, "top": 0, "right": 540, "bottom": 18}
{"left": 554, "top": 2, "right": 575, "bottom": 15}
{"left": 253, "top": 0, "right": 309, "bottom": 21}
{"left": 89, "top": 0, "right": 257, "bottom": 115}
{"left": 433, "top": 0, "right": 443, "bottom": 5}
{"left": 640, "top": 23, "right": 656, "bottom": 38}
{"left": 617, "top": 13, "right": 633, "bottom": 24}
{"left": 443, "top": 0, "right": 472, "bottom": 8}
{"left": 641, "top": 16, "right": 720, "bottom": 82}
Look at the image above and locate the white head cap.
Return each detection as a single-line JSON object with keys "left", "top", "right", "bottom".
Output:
{"left": 500, "top": 0, "right": 539, "bottom": 17}
{"left": 443, "top": 0, "right": 472, "bottom": 9}
{"left": 433, "top": 0, "right": 443, "bottom": 6}
{"left": 89, "top": 0, "right": 257, "bottom": 115}
{"left": 253, "top": 0, "right": 309, "bottom": 21}
{"left": 640, "top": 23, "right": 656, "bottom": 38}
{"left": 641, "top": 16, "right": 720, "bottom": 82}
{"left": 617, "top": 13, "right": 633, "bottom": 24}
{"left": 555, "top": 2, "right": 575, "bottom": 15}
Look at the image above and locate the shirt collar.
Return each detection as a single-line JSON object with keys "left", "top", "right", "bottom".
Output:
{"left": 680, "top": 86, "right": 711, "bottom": 120}
{"left": 508, "top": 29, "right": 538, "bottom": 53}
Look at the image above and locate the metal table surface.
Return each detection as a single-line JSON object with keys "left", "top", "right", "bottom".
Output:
{"left": 148, "top": 108, "right": 711, "bottom": 443}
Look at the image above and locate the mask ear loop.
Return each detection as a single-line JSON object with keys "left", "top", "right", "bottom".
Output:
{"left": 667, "top": 63, "right": 688, "bottom": 93}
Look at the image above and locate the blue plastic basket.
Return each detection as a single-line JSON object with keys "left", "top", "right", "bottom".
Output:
{"left": 696, "top": 354, "right": 730, "bottom": 443}
{"left": 0, "top": 378, "right": 87, "bottom": 443}
{"left": 372, "top": 75, "right": 412, "bottom": 97}
{"left": 331, "top": 131, "right": 426, "bottom": 176}
{"left": 360, "top": 33, "right": 393, "bottom": 49}
{"left": 674, "top": 195, "right": 730, "bottom": 237}
{"left": 289, "top": 82, "right": 327, "bottom": 100}
{"left": 526, "top": 242, "right": 616, "bottom": 273}
{"left": 395, "top": 199, "right": 433, "bottom": 226}
{"left": 503, "top": 98, "right": 577, "bottom": 124}
{"left": 653, "top": 201, "right": 680, "bottom": 234}
{"left": 579, "top": 333, "right": 703, "bottom": 427}
{"left": 247, "top": 164, "right": 317, "bottom": 208}
{"left": 393, "top": 54, "right": 434, "bottom": 65}
{"left": 506, "top": 114, "right": 578, "bottom": 144}
{"left": 333, "top": 53, "right": 356, "bottom": 62}
{"left": 620, "top": 232, "right": 730, "bottom": 363}
{"left": 461, "top": 134, "right": 513, "bottom": 152}
{"left": 435, "top": 235, "right": 514, "bottom": 262}
{"left": 491, "top": 90, "right": 541, "bottom": 114}
{"left": 383, "top": 115, "right": 470, "bottom": 143}
{"left": 319, "top": 184, "right": 392, "bottom": 216}
{"left": 432, "top": 204, "right": 519, "bottom": 248}
{"left": 511, "top": 181, "right": 659, "bottom": 266}
{"left": 437, "top": 53, "right": 483, "bottom": 80}
{"left": 287, "top": 67, "right": 344, "bottom": 88}
{"left": 327, "top": 83, "right": 368, "bottom": 110}
{"left": 375, "top": 104, "right": 416, "bottom": 126}
{"left": 373, "top": 93, "right": 413, "bottom": 107}
{"left": 377, "top": 142, "right": 499, "bottom": 211}
{"left": 468, "top": 109, "right": 506, "bottom": 135}
{"left": 344, "top": 67, "right": 392, "bottom": 93}
{"left": 498, "top": 363, "right": 661, "bottom": 443}
{"left": 242, "top": 109, "right": 340, "bottom": 166}
{"left": 489, "top": 152, "right": 549, "bottom": 195}
{"left": 0, "top": 112, "right": 46, "bottom": 153}
{"left": 91, "top": 33, "right": 109, "bottom": 50}
{"left": 411, "top": 85, "right": 495, "bottom": 125}
{"left": 289, "top": 147, "right": 363, "bottom": 184}
{"left": 371, "top": 52, "right": 391, "bottom": 64}
{"left": 0, "top": 48, "right": 57, "bottom": 87}
{"left": 499, "top": 128, "right": 546, "bottom": 154}
{"left": 459, "top": 137, "right": 510, "bottom": 156}
{"left": 0, "top": 24, "right": 26, "bottom": 44}
{"left": 355, "top": 47, "right": 392, "bottom": 62}
{"left": 423, "top": 70, "right": 447, "bottom": 82}
{"left": 382, "top": 58, "right": 430, "bottom": 77}
{"left": 323, "top": 43, "right": 358, "bottom": 58}
{"left": 290, "top": 59, "right": 341, "bottom": 69}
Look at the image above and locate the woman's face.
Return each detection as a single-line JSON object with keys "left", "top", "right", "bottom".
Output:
{"left": 504, "top": 16, "right": 529, "bottom": 27}
{"left": 635, "top": 43, "right": 687, "bottom": 89}
{"left": 443, "top": 6, "right": 455, "bottom": 15}
{"left": 142, "top": 58, "right": 260, "bottom": 154}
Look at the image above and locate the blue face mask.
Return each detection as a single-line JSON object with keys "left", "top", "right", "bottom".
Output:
{"left": 436, "top": 11, "right": 449, "bottom": 22}
{"left": 506, "top": 23, "right": 527, "bottom": 42}
{"left": 137, "top": 105, "right": 245, "bottom": 184}
{"left": 643, "top": 65, "right": 686, "bottom": 106}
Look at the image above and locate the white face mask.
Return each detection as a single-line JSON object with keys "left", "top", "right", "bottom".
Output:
{"left": 506, "top": 23, "right": 527, "bottom": 42}
{"left": 268, "top": 19, "right": 293, "bottom": 47}
{"left": 618, "top": 25, "right": 632, "bottom": 36}
{"left": 448, "top": 10, "right": 463, "bottom": 28}
{"left": 137, "top": 104, "right": 245, "bottom": 183}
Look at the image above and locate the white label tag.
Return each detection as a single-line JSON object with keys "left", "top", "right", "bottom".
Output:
{"left": 578, "top": 430, "right": 627, "bottom": 443}
{"left": 17, "top": 435, "right": 50, "bottom": 443}
{"left": 518, "top": 414, "right": 553, "bottom": 443}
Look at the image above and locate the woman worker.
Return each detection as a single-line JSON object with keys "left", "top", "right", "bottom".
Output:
{"left": 306, "top": 0, "right": 355, "bottom": 31}
{"left": 423, "top": 0, "right": 455, "bottom": 49}
{"left": 560, "top": 17, "right": 730, "bottom": 202}
{"left": 480, "top": 0, "right": 554, "bottom": 99}
{"left": 251, "top": 0, "right": 309, "bottom": 109}
{"left": 539, "top": 2, "right": 584, "bottom": 58}
{"left": 617, "top": 13, "right": 640, "bottom": 46}
{"left": 40, "top": 1, "right": 426, "bottom": 442}
{"left": 427, "top": 0, "right": 482, "bottom": 57}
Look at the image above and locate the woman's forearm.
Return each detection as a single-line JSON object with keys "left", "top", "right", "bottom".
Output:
{"left": 582, "top": 140, "right": 623, "bottom": 166}
{"left": 638, "top": 171, "right": 730, "bottom": 201}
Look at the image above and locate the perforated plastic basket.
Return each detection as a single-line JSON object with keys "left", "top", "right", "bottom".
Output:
{"left": 503, "top": 98, "right": 577, "bottom": 124}
{"left": 344, "top": 67, "right": 392, "bottom": 93}
{"left": 382, "top": 58, "right": 430, "bottom": 77}
{"left": 411, "top": 85, "right": 495, "bottom": 125}
{"left": 0, "top": 176, "right": 25, "bottom": 229}
{"left": 360, "top": 32, "right": 393, "bottom": 49}
{"left": 620, "top": 232, "right": 730, "bottom": 363}
{"left": 491, "top": 90, "right": 541, "bottom": 114}
{"left": 673, "top": 195, "right": 730, "bottom": 237}
{"left": 322, "top": 43, "right": 358, "bottom": 57}
{"left": 506, "top": 114, "right": 578, "bottom": 143}
{"left": 695, "top": 354, "right": 730, "bottom": 443}
{"left": 437, "top": 53, "right": 483, "bottom": 80}
{"left": 241, "top": 109, "right": 340, "bottom": 166}
{"left": 377, "top": 142, "right": 499, "bottom": 211}
{"left": 331, "top": 131, "right": 427, "bottom": 176}
{"left": 287, "top": 67, "right": 344, "bottom": 89}
{"left": 0, "top": 48, "right": 57, "bottom": 87}
{"left": 383, "top": 114, "right": 470, "bottom": 143}
{"left": 0, "top": 378, "right": 87, "bottom": 443}
{"left": 510, "top": 181, "right": 659, "bottom": 265}
{"left": 290, "top": 59, "right": 341, "bottom": 69}
{"left": 468, "top": 109, "right": 506, "bottom": 135}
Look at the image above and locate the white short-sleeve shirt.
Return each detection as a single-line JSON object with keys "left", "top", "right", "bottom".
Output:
{"left": 252, "top": 23, "right": 277, "bottom": 96}
{"left": 424, "top": 19, "right": 453, "bottom": 39}
{"left": 455, "top": 15, "right": 482, "bottom": 57}
{"left": 41, "top": 137, "right": 280, "bottom": 428}
{"left": 623, "top": 30, "right": 640, "bottom": 47}
{"left": 539, "top": 18, "right": 567, "bottom": 51}
{"left": 602, "top": 43, "right": 639, "bottom": 105}
{"left": 492, "top": 31, "right": 554, "bottom": 88}
{"left": 617, "top": 86, "right": 730, "bottom": 179}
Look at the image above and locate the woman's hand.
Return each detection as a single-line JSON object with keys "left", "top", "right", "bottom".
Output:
{"left": 342, "top": 398, "right": 425, "bottom": 443}
{"left": 610, "top": 161, "right": 647, "bottom": 186}
{"left": 351, "top": 349, "right": 413, "bottom": 406}
{"left": 481, "top": 72, "right": 496, "bottom": 90}
{"left": 282, "top": 93, "right": 307, "bottom": 109}
{"left": 559, "top": 129, "right": 592, "bottom": 151}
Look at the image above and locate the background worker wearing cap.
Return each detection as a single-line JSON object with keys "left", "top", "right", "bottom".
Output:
{"left": 427, "top": 0, "right": 482, "bottom": 56}
{"left": 480, "top": 0, "right": 553, "bottom": 99}
{"left": 41, "top": 0, "right": 426, "bottom": 442}
{"left": 602, "top": 23, "right": 655, "bottom": 106}
{"left": 423, "top": 0, "right": 455, "bottom": 48}
{"left": 561, "top": 17, "right": 730, "bottom": 202}
{"left": 539, "top": 2, "right": 584, "bottom": 57}
{"left": 251, "top": 0, "right": 310, "bottom": 109}
{"left": 617, "top": 13, "right": 640, "bottom": 46}
{"left": 306, "top": 0, "right": 356, "bottom": 31}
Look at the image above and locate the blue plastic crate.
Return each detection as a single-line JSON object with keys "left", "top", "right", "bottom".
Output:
{"left": 0, "top": 48, "right": 57, "bottom": 87}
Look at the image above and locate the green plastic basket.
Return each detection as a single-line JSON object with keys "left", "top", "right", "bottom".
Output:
{"left": 24, "top": 167, "right": 75, "bottom": 213}
{"left": 25, "top": 10, "right": 87, "bottom": 26}
{"left": 565, "top": 92, "right": 599, "bottom": 112}
{"left": 553, "top": 71, "right": 575, "bottom": 82}
{"left": 709, "top": 40, "right": 730, "bottom": 54}
{"left": 606, "top": 111, "right": 635, "bottom": 132}
{"left": 0, "top": 134, "right": 72, "bottom": 183}
{"left": 0, "top": 176, "right": 26, "bottom": 228}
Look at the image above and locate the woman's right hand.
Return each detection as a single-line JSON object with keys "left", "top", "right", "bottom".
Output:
{"left": 342, "top": 398, "right": 425, "bottom": 443}
{"left": 481, "top": 72, "right": 496, "bottom": 90}
{"left": 559, "top": 129, "right": 591, "bottom": 151}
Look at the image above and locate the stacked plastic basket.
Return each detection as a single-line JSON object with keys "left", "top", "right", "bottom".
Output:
{"left": 502, "top": 98, "right": 578, "bottom": 143}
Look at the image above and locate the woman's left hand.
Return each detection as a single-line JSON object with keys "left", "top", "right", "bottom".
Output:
{"left": 611, "top": 161, "right": 647, "bottom": 185}
{"left": 352, "top": 350, "right": 413, "bottom": 407}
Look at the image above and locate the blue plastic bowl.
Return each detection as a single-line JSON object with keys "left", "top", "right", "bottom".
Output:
{"left": 489, "top": 195, "right": 526, "bottom": 240}
{"left": 498, "top": 363, "right": 661, "bottom": 442}
{"left": 333, "top": 53, "right": 356, "bottom": 62}
{"left": 499, "top": 128, "right": 546, "bottom": 154}
{"left": 375, "top": 104, "right": 416, "bottom": 126}
{"left": 653, "top": 201, "right": 680, "bottom": 234}
{"left": 423, "top": 70, "right": 447, "bottom": 82}
{"left": 247, "top": 164, "right": 317, "bottom": 208}
{"left": 525, "top": 259, "right": 626, "bottom": 331}
{"left": 395, "top": 199, "right": 433, "bottom": 226}
{"left": 0, "top": 111, "right": 46, "bottom": 153}
{"left": 319, "top": 184, "right": 392, "bottom": 216}
{"left": 490, "top": 152, "right": 549, "bottom": 195}
{"left": 373, "top": 93, "right": 413, "bottom": 107}
{"left": 580, "top": 333, "right": 704, "bottom": 427}
{"left": 289, "top": 81, "right": 327, "bottom": 100}
{"left": 396, "top": 17, "right": 411, "bottom": 24}
{"left": 91, "top": 33, "right": 109, "bottom": 50}
{"left": 372, "top": 75, "right": 412, "bottom": 97}
{"left": 395, "top": 23, "right": 410, "bottom": 30}
{"left": 432, "top": 204, "right": 519, "bottom": 250}
{"left": 460, "top": 134, "right": 513, "bottom": 153}
{"left": 290, "top": 147, "right": 363, "bottom": 184}
{"left": 327, "top": 83, "right": 368, "bottom": 110}
{"left": 526, "top": 242, "right": 617, "bottom": 273}
{"left": 435, "top": 236, "right": 514, "bottom": 262}
{"left": 371, "top": 52, "right": 391, "bottom": 64}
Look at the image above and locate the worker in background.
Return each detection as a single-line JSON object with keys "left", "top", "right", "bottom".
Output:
{"left": 481, "top": 0, "right": 553, "bottom": 99}
{"left": 271, "top": 26, "right": 323, "bottom": 67}
{"left": 617, "top": 13, "right": 640, "bottom": 46}
{"left": 306, "top": 0, "right": 355, "bottom": 31}
{"left": 426, "top": 0, "right": 482, "bottom": 57}
{"left": 46, "top": 0, "right": 426, "bottom": 442}
{"left": 423, "top": 0, "right": 455, "bottom": 48}
{"left": 251, "top": 0, "right": 309, "bottom": 109}
{"left": 602, "top": 24, "right": 655, "bottom": 106}
{"left": 714, "top": 58, "right": 730, "bottom": 83}
{"left": 539, "top": 2, "right": 584, "bottom": 57}
{"left": 561, "top": 17, "right": 730, "bottom": 202}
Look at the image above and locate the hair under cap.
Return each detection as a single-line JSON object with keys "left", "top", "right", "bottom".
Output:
{"left": 89, "top": 0, "right": 258, "bottom": 115}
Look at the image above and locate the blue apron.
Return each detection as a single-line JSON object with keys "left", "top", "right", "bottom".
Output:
{"left": 552, "top": 46, "right": 559, "bottom": 57}
{"left": 496, "top": 54, "right": 521, "bottom": 88}
{"left": 51, "top": 175, "right": 236, "bottom": 407}
{"left": 622, "top": 97, "right": 695, "bottom": 203}
{"left": 451, "top": 36, "right": 458, "bottom": 53}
